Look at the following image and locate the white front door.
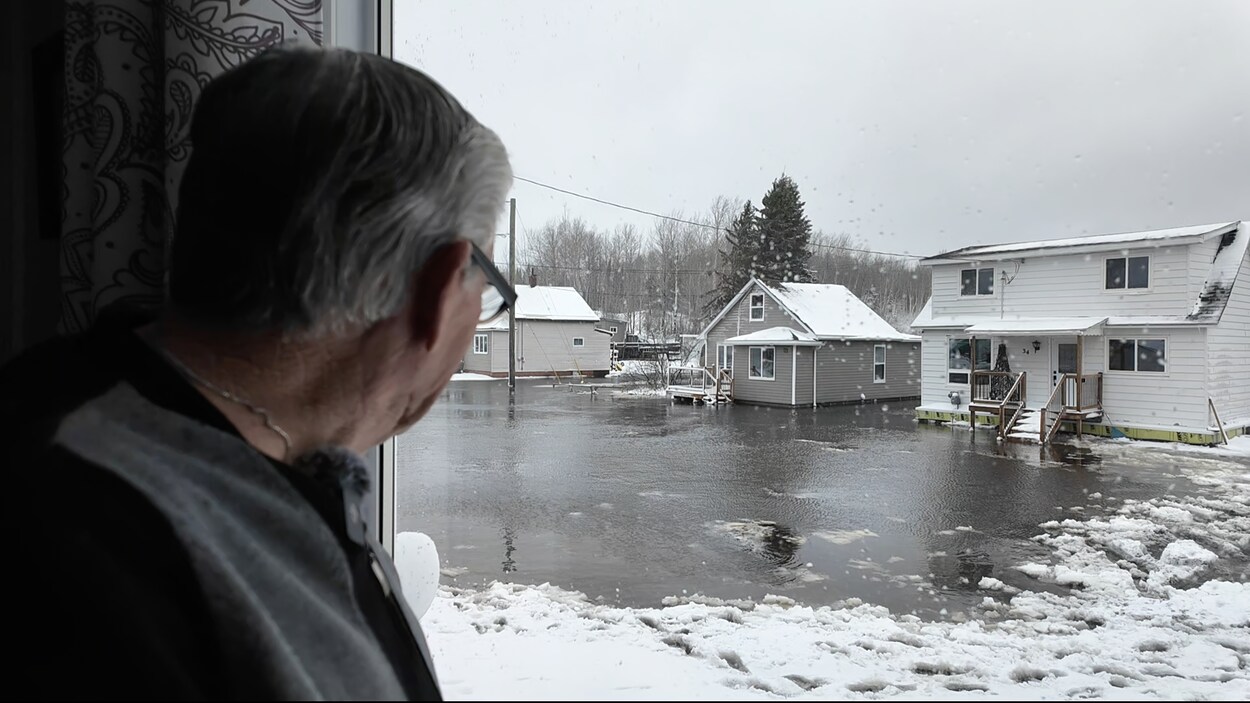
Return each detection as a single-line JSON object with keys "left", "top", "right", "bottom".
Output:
{"left": 1050, "top": 337, "right": 1079, "bottom": 405}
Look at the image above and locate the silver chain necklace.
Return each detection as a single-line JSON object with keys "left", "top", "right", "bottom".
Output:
{"left": 158, "top": 348, "right": 293, "bottom": 461}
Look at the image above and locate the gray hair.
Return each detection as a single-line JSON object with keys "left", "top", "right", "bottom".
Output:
{"left": 169, "top": 46, "right": 512, "bottom": 335}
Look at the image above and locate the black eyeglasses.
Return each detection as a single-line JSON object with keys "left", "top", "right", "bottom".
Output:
{"left": 470, "top": 242, "right": 517, "bottom": 323}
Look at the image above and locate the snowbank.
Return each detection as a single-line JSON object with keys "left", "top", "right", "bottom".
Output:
{"left": 405, "top": 444, "right": 1250, "bottom": 700}
{"left": 450, "top": 372, "right": 499, "bottom": 382}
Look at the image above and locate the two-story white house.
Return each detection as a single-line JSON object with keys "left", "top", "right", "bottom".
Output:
{"left": 912, "top": 221, "right": 1249, "bottom": 445}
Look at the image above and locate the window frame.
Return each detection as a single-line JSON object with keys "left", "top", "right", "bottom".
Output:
{"left": 873, "top": 344, "right": 887, "bottom": 383}
{"left": 947, "top": 337, "right": 991, "bottom": 384}
{"left": 1104, "top": 254, "right": 1151, "bottom": 291}
{"left": 749, "top": 293, "right": 766, "bottom": 321}
{"left": 609, "top": 326, "right": 618, "bottom": 334}
{"left": 1106, "top": 336, "right": 1167, "bottom": 374}
{"left": 959, "top": 267, "right": 995, "bottom": 296}
{"left": 717, "top": 344, "right": 734, "bottom": 373}
{"left": 748, "top": 345, "right": 776, "bottom": 380}
{"left": 472, "top": 333, "right": 489, "bottom": 355}
{"left": 572, "top": 337, "right": 585, "bottom": 348}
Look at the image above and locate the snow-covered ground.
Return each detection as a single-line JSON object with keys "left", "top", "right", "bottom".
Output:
{"left": 450, "top": 372, "right": 499, "bottom": 382}
{"left": 607, "top": 360, "right": 665, "bottom": 377}
{"left": 401, "top": 437, "right": 1250, "bottom": 700}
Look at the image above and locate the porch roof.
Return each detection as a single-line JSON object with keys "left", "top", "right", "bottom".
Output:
{"left": 963, "top": 317, "right": 1107, "bottom": 336}
{"left": 724, "top": 326, "right": 823, "bottom": 346}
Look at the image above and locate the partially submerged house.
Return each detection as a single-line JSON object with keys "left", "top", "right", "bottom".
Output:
{"left": 670, "top": 278, "right": 920, "bottom": 406}
{"left": 462, "top": 285, "right": 610, "bottom": 378}
{"left": 912, "top": 221, "right": 1250, "bottom": 444}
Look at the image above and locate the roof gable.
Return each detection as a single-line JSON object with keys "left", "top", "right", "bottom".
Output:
{"left": 701, "top": 278, "right": 917, "bottom": 342}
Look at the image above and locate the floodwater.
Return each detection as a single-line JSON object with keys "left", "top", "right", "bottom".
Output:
{"left": 396, "top": 378, "right": 1236, "bottom": 619}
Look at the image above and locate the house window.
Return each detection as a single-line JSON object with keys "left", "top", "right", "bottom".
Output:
{"left": 472, "top": 334, "right": 489, "bottom": 355}
{"left": 960, "top": 268, "right": 994, "bottom": 296}
{"left": 572, "top": 337, "right": 585, "bottom": 348}
{"left": 749, "top": 293, "right": 765, "bottom": 321}
{"left": 873, "top": 344, "right": 887, "bottom": 383}
{"left": 748, "top": 346, "right": 775, "bottom": 380}
{"left": 1106, "top": 255, "right": 1149, "bottom": 289}
{"left": 1108, "top": 338, "right": 1165, "bottom": 372}
{"left": 610, "top": 326, "right": 618, "bottom": 334}
{"left": 948, "top": 338, "right": 991, "bottom": 384}
{"left": 717, "top": 344, "right": 734, "bottom": 373}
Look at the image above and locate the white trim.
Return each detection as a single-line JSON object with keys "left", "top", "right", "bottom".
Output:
{"left": 1105, "top": 335, "right": 1169, "bottom": 376}
{"left": 609, "top": 326, "right": 618, "bottom": 334}
{"left": 791, "top": 345, "right": 797, "bottom": 405}
{"left": 812, "top": 344, "right": 818, "bottom": 408}
{"left": 697, "top": 278, "right": 818, "bottom": 340}
{"left": 749, "top": 293, "right": 766, "bottom": 321}
{"left": 1103, "top": 253, "right": 1153, "bottom": 293}
{"left": 572, "top": 337, "right": 585, "bottom": 348}
{"left": 472, "top": 333, "right": 489, "bottom": 354}
{"left": 748, "top": 346, "right": 776, "bottom": 381}
{"left": 958, "top": 266, "right": 996, "bottom": 297}
{"left": 920, "top": 222, "right": 1237, "bottom": 265}
{"left": 873, "top": 343, "right": 887, "bottom": 383}
{"left": 947, "top": 336, "right": 990, "bottom": 385}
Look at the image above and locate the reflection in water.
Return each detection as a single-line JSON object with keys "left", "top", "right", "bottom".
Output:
{"left": 501, "top": 527, "right": 517, "bottom": 573}
{"left": 397, "top": 378, "right": 1221, "bottom": 618}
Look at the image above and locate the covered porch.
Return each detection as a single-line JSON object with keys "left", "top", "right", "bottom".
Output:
{"left": 962, "top": 318, "right": 1106, "bottom": 444}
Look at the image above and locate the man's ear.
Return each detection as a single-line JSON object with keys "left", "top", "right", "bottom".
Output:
{"left": 409, "top": 240, "right": 472, "bottom": 349}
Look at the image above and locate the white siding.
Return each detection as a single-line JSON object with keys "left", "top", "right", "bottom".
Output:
{"left": 1096, "top": 326, "right": 1208, "bottom": 428}
{"left": 920, "top": 331, "right": 955, "bottom": 406}
{"left": 1188, "top": 236, "right": 1222, "bottom": 304}
{"left": 1207, "top": 249, "right": 1250, "bottom": 426}
{"left": 929, "top": 244, "right": 1194, "bottom": 319}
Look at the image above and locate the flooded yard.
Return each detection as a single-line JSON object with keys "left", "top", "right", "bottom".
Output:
{"left": 396, "top": 378, "right": 1241, "bottom": 619}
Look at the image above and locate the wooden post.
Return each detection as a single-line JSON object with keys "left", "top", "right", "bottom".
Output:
{"left": 1209, "top": 397, "right": 1230, "bottom": 445}
{"left": 1076, "top": 336, "right": 1084, "bottom": 438}
{"left": 969, "top": 335, "right": 977, "bottom": 434}
{"left": 507, "top": 198, "right": 517, "bottom": 397}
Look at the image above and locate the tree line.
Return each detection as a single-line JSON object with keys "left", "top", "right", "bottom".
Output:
{"left": 517, "top": 175, "right": 931, "bottom": 341}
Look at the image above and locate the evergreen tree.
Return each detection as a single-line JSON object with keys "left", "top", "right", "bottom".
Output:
{"left": 756, "top": 174, "right": 814, "bottom": 283}
{"left": 704, "top": 200, "right": 760, "bottom": 316}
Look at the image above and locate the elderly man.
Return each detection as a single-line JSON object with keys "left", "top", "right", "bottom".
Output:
{"left": 2, "top": 46, "right": 513, "bottom": 699}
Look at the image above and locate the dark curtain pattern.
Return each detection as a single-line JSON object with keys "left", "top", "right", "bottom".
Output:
{"left": 59, "top": 0, "right": 323, "bottom": 333}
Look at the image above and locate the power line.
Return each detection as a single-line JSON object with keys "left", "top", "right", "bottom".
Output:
{"left": 514, "top": 176, "right": 716, "bottom": 232}
{"left": 513, "top": 174, "right": 923, "bottom": 260}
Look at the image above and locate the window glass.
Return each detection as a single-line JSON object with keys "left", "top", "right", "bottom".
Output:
{"left": 1106, "top": 257, "right": 1127, "bottom": 289}
{"left": 977, "top": 268, "right": 994, "bottom": 295}
{"left": 960, "top": 269, "right": 977, "bottom": 296}
{"left": 1127, "top": 256, "right": 1150, "bottom": 288}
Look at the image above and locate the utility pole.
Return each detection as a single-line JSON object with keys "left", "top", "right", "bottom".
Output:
{"left": 508, "top": 198, "right": 517, "bottom": 396}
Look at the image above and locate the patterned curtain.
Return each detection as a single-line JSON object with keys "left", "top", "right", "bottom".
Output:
{"left": 59, "top": 0, "right": 323, "bottom": 333}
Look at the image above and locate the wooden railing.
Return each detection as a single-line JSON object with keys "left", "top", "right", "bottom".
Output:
{"left": 970, "top": 371, "right": 1027, "bottom": 438}
{"left": 1039, "top": 372, "right": 1104, "bottom": 443}
{"left": 999, "top": 373, "right": 1029, "bottom": 440}
{"left": 667, "top": 366, "right": 733, "bottom": 400}
{"left": 1061, "top": 373, "right": 1103, "bottom": 413}
{"left": 971, "top": 371, "right": 1025, "bottom": 404}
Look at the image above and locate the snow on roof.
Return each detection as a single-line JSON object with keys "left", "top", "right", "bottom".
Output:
{"left": 724, "top": 326, "right": 821, "bottom": 346}
{"left": 762, "top": 282, "right": 920, "bottom": 342}
{"left": 1187, "top": 224, "right": 1249, "bottom": 322}
{"left": 924, "top": 222, "right": 1238, "bottom": 262}
{"left": 964, "top": 318, "right": 1106, "bottom": 336}
{"left": 909, "top": 298, "right": 965, "bottom": 329}
{"left": 478, "top": 286, "right": 598, "bottom": 330}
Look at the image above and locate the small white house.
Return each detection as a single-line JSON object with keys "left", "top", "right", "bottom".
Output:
{"left": 462, "top": 285, "right": 610, "bottom": 378}
{"left": 912, "top": 221, "right": 1250, "bottom": 444}
{"left": 671, "top": 278, "right": 920, "bottom": 406}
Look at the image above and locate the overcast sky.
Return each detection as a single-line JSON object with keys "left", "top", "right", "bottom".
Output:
{"left": 395, "top": 0, "right": 1250, "bottom": 258}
